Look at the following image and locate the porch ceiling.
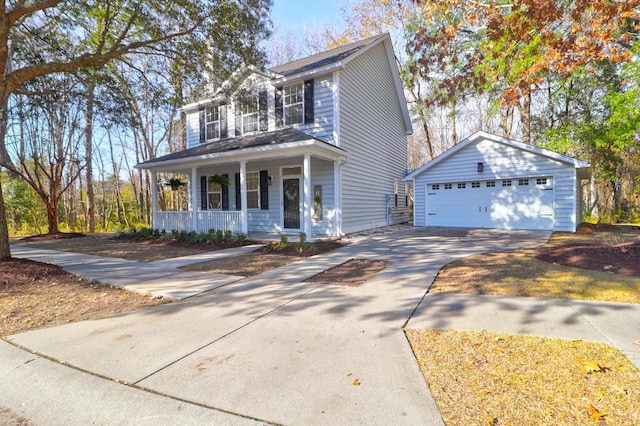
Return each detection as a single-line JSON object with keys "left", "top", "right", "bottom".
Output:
{"left": 135, "top": 128, "right": 347, "bottom": 173}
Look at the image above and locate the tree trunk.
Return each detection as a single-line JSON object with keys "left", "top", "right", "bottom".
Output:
{"left": 0, "top": 97, "right": 12, "bottom": 259}
{"left": 85, "top": 79, "right": 96, "bottom": 232}
{"left": 45, "top": 201, "right": 60, "bottom": 234}
{"left": 518, "top": 89, "right": 532, "bottom": 145}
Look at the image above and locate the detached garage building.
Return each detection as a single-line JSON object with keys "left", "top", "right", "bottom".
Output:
{"left": 405, "top": 132, "right": 590, "bottom": 232}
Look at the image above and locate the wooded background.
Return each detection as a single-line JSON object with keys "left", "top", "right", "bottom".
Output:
{"left": 2, "top": 0, "right": 638, "bottom": 239}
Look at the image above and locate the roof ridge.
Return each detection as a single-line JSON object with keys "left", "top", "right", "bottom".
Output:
{"left": 269, "top": 33, "right": 389, "bottom": 77}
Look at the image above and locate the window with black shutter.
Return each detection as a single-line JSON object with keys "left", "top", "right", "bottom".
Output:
{"left": 200, "top": 176, "right": 207, "bottom": 210}
{"left": 198, "top": 108, "right": 206, "bottom": 143}
{"left": 221, "top": 174, "right": 229, "bottom": 210}
{"left": 259, "top": 91, "right": 268, "bottom": 131}
{"left": 274, "top": 86, "right": 283, "bottom": 128}
{"left": 260, "top": 170, "right": 269, "bottom": 210}
{"left": 235, "top": 173, "right": 241, "bottom": 210}
{"left": 304, "top": 79, "right": 314, "bottom": 124}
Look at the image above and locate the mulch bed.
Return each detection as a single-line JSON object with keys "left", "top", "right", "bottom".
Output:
{"left": 1, "top": 258, "right": 167, "bottom": 336}
{"left": 537, "top": 241, "right": 640, "bottom": 277}
{"left": 260, "top": 240, "right": 346, "bottom": 257}
{"left": 304, "top": 259, "right": 391, "bottom": 287}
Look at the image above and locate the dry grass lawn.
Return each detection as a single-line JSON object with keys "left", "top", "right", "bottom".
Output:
{"left": 432, "top": 226, "right": 640, "bottom": 303}
{"left": 406, "top": 329, "right": 640, "bottom": 426}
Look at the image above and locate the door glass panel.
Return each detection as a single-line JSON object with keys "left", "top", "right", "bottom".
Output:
{"left": 283, "top": 178, "right": 300, "bottom": 229}
{"left": 282, "top": 167, "right": 302, "bottom": 176}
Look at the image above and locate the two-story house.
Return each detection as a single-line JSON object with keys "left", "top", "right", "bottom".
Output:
{"left": 136, "top": 33, "right": 412, "bottom": 240}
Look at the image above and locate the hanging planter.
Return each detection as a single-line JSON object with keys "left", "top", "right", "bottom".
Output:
{"left": 208, "top": 174, "right": 230, "bottom": 187}
{"left": 165, "top": 177, "right": 186, "bottom": 191}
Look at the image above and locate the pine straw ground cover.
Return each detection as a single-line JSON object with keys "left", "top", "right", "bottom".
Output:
{"left": 406, "top": 329, "right": 640, "bottom": 425}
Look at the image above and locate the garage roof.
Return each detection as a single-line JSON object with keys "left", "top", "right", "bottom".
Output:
{"left": 405, "top": 131, "right": 590, "bottom": 181}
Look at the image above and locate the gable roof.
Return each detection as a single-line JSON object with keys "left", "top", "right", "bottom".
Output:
{"left": 269, "top": 33, "right": 388, "bottom": 78}
{"left": 405, "top": 131, "right": 590, "bottom": 181}
{"left": 182, "top": 33, "right": 412, "bottom": 135}
{"left": 136, "top": 128, "right": 346, "bottom": 171}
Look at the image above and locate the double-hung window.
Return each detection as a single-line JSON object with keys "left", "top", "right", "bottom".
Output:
{"left": 246, "top": 172, "right": 260, "bottom": 209}
{"left": 241, "top": 96, "right": 259, "bottom": 133}
{"left": 207, "top": 180, "right": 222, "bottom": 209}
{"left": 284, "top": 83, "right": 303, "bottom": 125}
{"left": 205, "top": 105, "right": 220, "bottom": 141}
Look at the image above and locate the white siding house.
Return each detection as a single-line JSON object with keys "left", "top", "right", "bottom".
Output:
{"left": 405, "top": 132, "right": 590, "bottom": 232}
{"left": 135, "top": 33, "right": 411, "bottom": 239}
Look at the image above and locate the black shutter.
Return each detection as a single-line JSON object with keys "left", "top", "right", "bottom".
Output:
{"left": 200, "top": 176, "right": 207, "bottom": 210}
{"left": 304, "top": 79, "right": 314, "bottom": 124}
{"left": 259, "top": 91, "right": 268, "bottom": 131}
{"left": 199, "top": 107, "right": 206, "bottom": 143}
{"left": 221, "top": 174, "right": 229, "bottom": 210}
{"left": 274, "top": 86, "right": 283, "bottom": 128}
{"left": 235, "top": 100, "right": 241, "bottom": 136}
{"left": 220, "top": 103, "right": 227, "bottom": 139}
{"left": 260, "top": 170, "right": 269, "bottom": 210}
{"left": 235, "top": 172, "right": 241, "bottom": 210}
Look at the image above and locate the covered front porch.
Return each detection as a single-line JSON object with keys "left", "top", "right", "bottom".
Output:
{"left": 136, "top": 129, "right": 348, "bottom": 241}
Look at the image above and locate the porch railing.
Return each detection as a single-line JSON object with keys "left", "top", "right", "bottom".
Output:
{"left": 154, "top": 211, "right": 242, "bottom": 234}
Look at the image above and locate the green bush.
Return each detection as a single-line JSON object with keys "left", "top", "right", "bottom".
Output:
{"left": 216, "top": 229, "right": 223, "bottom": 242}
{"left": 234, "top": 232, "right": 248, "bottom": 245}
{"left": 223, "top": 230, "right": 233, "bottom": 241}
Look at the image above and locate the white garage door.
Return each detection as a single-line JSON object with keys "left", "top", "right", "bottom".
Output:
{"left": 426, "top": 177, "right": 554, "bottom": 230}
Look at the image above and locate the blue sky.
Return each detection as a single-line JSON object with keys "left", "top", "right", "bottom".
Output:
{"left": 271, "top": 0, "right": 342, "bottom": 33}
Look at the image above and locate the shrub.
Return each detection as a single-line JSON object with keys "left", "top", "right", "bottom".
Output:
{"left": 223, "top": 230, "right": 233, "bottom": 242}
{"left": 233, "top": 232, "right": 248, "bottom": 245}
{"left": 216, "top": 229, "right": 223, "bottom": 242}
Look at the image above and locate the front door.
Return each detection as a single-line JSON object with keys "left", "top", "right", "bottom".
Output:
{"left": 283, "top": 177, "right": 301, "bottom": 230}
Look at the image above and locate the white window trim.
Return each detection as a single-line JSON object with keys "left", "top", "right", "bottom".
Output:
{"left": 205, "top": 105, "right": 220, "bottom": 141}
{"left": 240, "top": 95, "right": 259, "bottom": 133}
{"left": 283, "top": 83, "right": 304, "bottom": 126}
{"left": 207, "top": 180, "right": 222, "bottom": 210}
{"left": 246, "top": 170, "right": 260, "bottom": 209}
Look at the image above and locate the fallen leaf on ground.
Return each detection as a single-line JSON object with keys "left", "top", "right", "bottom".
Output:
{"left": 576, "top": 358, "right": 605, "bottom": 373}
{"left": 587, "top": 404, "right": 606, "bottom": 422}
{"left": 352, "top": 379, "right": 361, "bottom": 386}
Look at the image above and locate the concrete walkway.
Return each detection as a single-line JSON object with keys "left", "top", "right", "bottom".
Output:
{"left": 2, "top": 228, "right": 639, "bottom": 425}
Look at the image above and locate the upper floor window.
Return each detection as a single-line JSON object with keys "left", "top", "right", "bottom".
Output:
{"left": 205, "top": 106, "right": 220, "bottom": 140}
{"left": 239, "top": 96, "right": 259, "bottom": 133}
{"left": 284, "top": 83, "right": 304, "bottom": 125}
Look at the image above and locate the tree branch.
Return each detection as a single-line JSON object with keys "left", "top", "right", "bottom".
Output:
{"left": 7, "top": 0, "right": 66, "bottom": 26}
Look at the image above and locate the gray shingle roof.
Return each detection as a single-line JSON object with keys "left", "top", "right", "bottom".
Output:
{"left": 137, "top": 128, "right": 343, "bottom": 167}
{"left": 269, "top": 33, "right": 387, "bottom": 76}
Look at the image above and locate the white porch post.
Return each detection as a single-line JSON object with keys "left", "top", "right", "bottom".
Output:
{"left": 334, "top": 159, "right": 343, "bottom": 237}
{"left": 151, "top": 171, "right": 158, "bottom": 228}
{"left": 240, "top": 160, "right": 248, "bottom": 234}
{"left": 303, "top": 154, "right": 313, "bottom": 241}
{"left": 191, "top": 167, "right": 198, "bottom": 232}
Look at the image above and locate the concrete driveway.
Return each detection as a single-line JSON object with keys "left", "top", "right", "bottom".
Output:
{"left": 3, "top": 228, "right": 553, "bottom": 425}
